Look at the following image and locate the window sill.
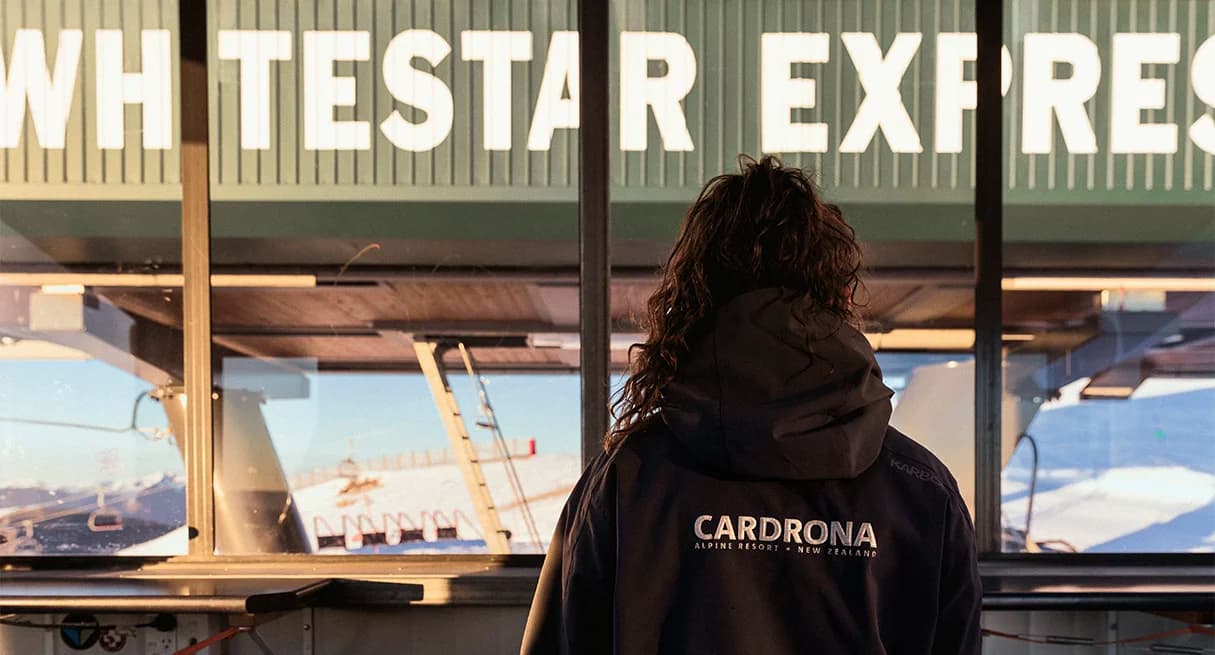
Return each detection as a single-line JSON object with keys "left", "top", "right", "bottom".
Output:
{"left": 979, "top": 558, "right": 1215, "bottom": 611}
{"left": 3, "top": 556, "right": 1211, "bottom": 611}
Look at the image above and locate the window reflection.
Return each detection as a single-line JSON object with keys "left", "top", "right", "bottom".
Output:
{"left": 1001, "top": 284, "right": 1215, "bottom": 553}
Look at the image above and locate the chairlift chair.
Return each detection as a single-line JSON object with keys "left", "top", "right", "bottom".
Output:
{"left": 399, "top": 527, "right": 426, "bottom": 543}
{"left": 0, "top": 522, "right": 40, "bottom": 555}
{"left": 429, "top": 510, "right": 459, "bottom": 541}
{"left": 87, "top": 509, "right": 123, "bottom": 532}
{"left": 357, "top": 514, "right": 388, "bottom": 547}
{"left": 337, "top": 457, "right": 361, "bottom": 480}
{"left": 315, "top": 534, "right": 347, "bottom": 550}
{"left": 386, "top": 513, "right": 426, "bottom": 544}
{"left": 313, "top": 516, "right": 347, "bottom": 550}
{"left": 87, "top": 491, "right": 123, "bottom": 533}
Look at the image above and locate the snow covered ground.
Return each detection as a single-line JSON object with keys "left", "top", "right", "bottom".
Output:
{"left": 118, "top": 525, "right": 188, "bottom": 555}
{"left": 1000, "top": 383, "right": 1215, "bottom": 553}
{"left": 1002, "top": 466, "right": 1215, "bottom": 552}
{"left": 26, "top": 381, "right": 1215, "bottom": 557}
{"left": 291, "top": 453, "right": 582, "bottom": 554}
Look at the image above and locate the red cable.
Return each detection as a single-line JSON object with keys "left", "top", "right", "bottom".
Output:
{"left": 1096, "top": 624, "right": 1215, "bottom": 645}
{"left": 170, "top": 626, "right": 247, "bottom": 655}
{"left": 983, "top": 624, "right": 1215, "bottom": 647}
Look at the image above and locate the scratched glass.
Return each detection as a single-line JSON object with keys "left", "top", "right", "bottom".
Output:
{"left": 999, "top": 0, "right": 1215, "bottom": 554}
{"left": 0, "top": 3, "right": 186, "bottom": 557}
{"left": 207, "top": 0, "right": 582, "bottom": 555}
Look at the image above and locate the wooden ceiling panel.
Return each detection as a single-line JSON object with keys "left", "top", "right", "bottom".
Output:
{"left": 210, "top": 281, "right": 547, "bottom": 328}
{"left": 216, "top": 335, "right": 412, "bottom": 361}
{"left": 94, "top": 275, "right": 1207, "bottom": 373}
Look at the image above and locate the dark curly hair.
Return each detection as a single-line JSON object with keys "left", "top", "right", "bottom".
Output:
{"left": 607, "top": 155, "right": 865, "bottom": 450}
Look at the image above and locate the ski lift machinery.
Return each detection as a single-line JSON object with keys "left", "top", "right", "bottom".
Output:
{"left": 412, "top": 338, "right": 543, "bottom": 554}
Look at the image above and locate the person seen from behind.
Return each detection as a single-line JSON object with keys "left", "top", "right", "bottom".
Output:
{"left": 522, "top": 155, "right": 981, "bottom": 655}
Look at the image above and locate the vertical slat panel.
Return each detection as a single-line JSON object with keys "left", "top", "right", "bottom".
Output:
{"left": 25, "top": 0, "right": 43, "bottom": 183}
{"left": 282, "top": 0, "right": 299, "bottom": 185}
{"left": 334, "top": 0, "right": 355, "bottom": 185}
{"left": 219, "top": 0, "right": 240, "bottom": 184}
{"left": 101, "top": 0, "right": 119, "bottom": 183}
{"left": 372, "top": 0, "right": 392, "bottom": 186}
{"left": 418, "top": 0, "right": 439, "bottom": 187}
{"left": 1, "top": 3, "right": 9, "bottom": 183}
{"left": 529, "top": 0, "right": 550, "bottom": 186}
{"left": 0, "top": 0, "right": 1210, "bottom": 200}
{"left": 1207, "top": 0, "right": 1214, "bottom": 192}
{"left": 83, "top": 0, "right": 100, "bottom": 182}
{"left": 121, "top": 0, "right": 138, "bottom": 182}
{"left": 63, "top": 0, "right": 84, "bottom": 183}
{"left": 390, "top": 0, "right": 410, "bottom": 186}
{"left": 234, "top": 0, "right": 254, "bottom": 183}
{"left": 299, "top": 0, "right": 316, "bottom": 185}
{"left": 312, "top": 0, "right": 332, "bottom": 186}
{"left": 352, "top": 0, "right": 366, "bottom": 185}
{"left": 509, "top": 0, "right": 527, "bottom": 186}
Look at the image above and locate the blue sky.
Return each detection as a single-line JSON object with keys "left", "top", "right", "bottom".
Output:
{"left": 0, "top": 358, "right": 594, "bottom": 487}
{"left": 0, "top": 352, "right": 991, "bottom": 487}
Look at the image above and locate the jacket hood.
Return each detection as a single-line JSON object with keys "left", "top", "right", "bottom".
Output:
{"left": 661, "top": 288, "right": 894, "bottom": 480}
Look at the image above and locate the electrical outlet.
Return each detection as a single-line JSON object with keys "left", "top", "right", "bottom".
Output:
{"left": 143, "top": 629, "right": 177, "bottom": 655}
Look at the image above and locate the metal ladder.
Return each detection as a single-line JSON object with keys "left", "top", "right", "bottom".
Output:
{"left": 456, "top": 343, "right": 543, "bottom": 551}
{"left": 413, "top": 339, "right": 512, "bottom": 553}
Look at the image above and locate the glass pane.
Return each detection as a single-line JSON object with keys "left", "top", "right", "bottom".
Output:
{"left": 1000, "top": 0, "right": 1215, "bottom": 553}
{"left": 207, "top": 0, "right": 581, "bottom": 554}
{"left": 609, "top": 0, "right": 978, "bottom": 508}
{"left": 0, "top": 2, "right": 185, "bottom": 556}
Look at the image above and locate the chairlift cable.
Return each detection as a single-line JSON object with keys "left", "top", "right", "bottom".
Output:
{"left": 457, "top": 343, "right": 544, "bottom": 550}
{"left": 0, "top": 391, "right": 164, "bottom": 439}
{"left": 0, "top": 615, "right": 158, "bottom": 631}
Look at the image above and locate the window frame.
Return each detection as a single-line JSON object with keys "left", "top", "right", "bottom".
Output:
{"left": 5, "top": 0, "right": 1212, "bottom": 579}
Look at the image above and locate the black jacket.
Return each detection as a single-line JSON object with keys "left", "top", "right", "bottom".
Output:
{"left": 522, "top": 288, "right": 981, "bottom": 655}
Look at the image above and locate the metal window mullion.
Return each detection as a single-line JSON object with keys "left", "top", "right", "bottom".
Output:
{"left": 180, "top": 0, "right": 215, "bottom": 559}
{"left": 974, "top": 0, "right": 1004, "bottom": 556}
{"left": 579, "top": 0, "right": 611, "bottom": 464}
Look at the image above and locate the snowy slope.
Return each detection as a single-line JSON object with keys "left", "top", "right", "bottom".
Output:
{"left": 118, "top": 525, "right": 188, "bottom": 556}
{"left": 1001, "top": 386, "right": 1215, "bottom": 552}
{"left": 291, "top": 453, "right": 581, "bottom": 554}
{"left": 1003, "top": 467, "right": 1215, "bottom": 552}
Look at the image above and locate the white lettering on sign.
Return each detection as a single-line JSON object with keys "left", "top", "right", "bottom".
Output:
{"left": 217, "top": 30, "right": 292, "bottom": 150}
{"left": 933, "top": 33, "right": 1013, "bottom": 154}
{"left": 303, "top": 30, "right": 370, "bottom": 151}
{"left": 760, "top": 33, "right": 830, "bottom": 154}
{"left": 1020, "top": 33, "right": 1101, "bottom": 154}
{"left": 1, "top": 27, "right": 1212, "bottom": 159}
{"left": 0, "top": 29, "right": 80, "bottom": 149}
{"left": 95, "top": 29, "right": 172, "bottom": 150}
{"left": 1191, "top": 36, "right": 1215, "bottom": 155}
{"left": 839, "top": 32, "right": 923, "bottom": 153}
{"left": 461, "top": 31, "right": 532, "bottom": 151}
{"left": 528, "top": 30, "right": 579, "bottom": 151}
{"left": 619, "top": 31, "right": 696, "bottom": 152}
{"left": 381, "top": 29, "right": 454, "bottom": 152}
{"left": 694, "top": 514, "right": 878, "bottom": 551}
{"left": 1110, "top": 33, "right": 1180, "bottom": 154}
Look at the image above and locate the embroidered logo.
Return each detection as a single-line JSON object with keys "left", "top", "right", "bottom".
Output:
{"left": 890, "top": 457, "right": 937, "bottom": 483}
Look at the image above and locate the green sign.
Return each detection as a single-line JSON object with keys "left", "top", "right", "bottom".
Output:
{"left": 1, "top": 0, "right": 1212, "bottom": 211}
